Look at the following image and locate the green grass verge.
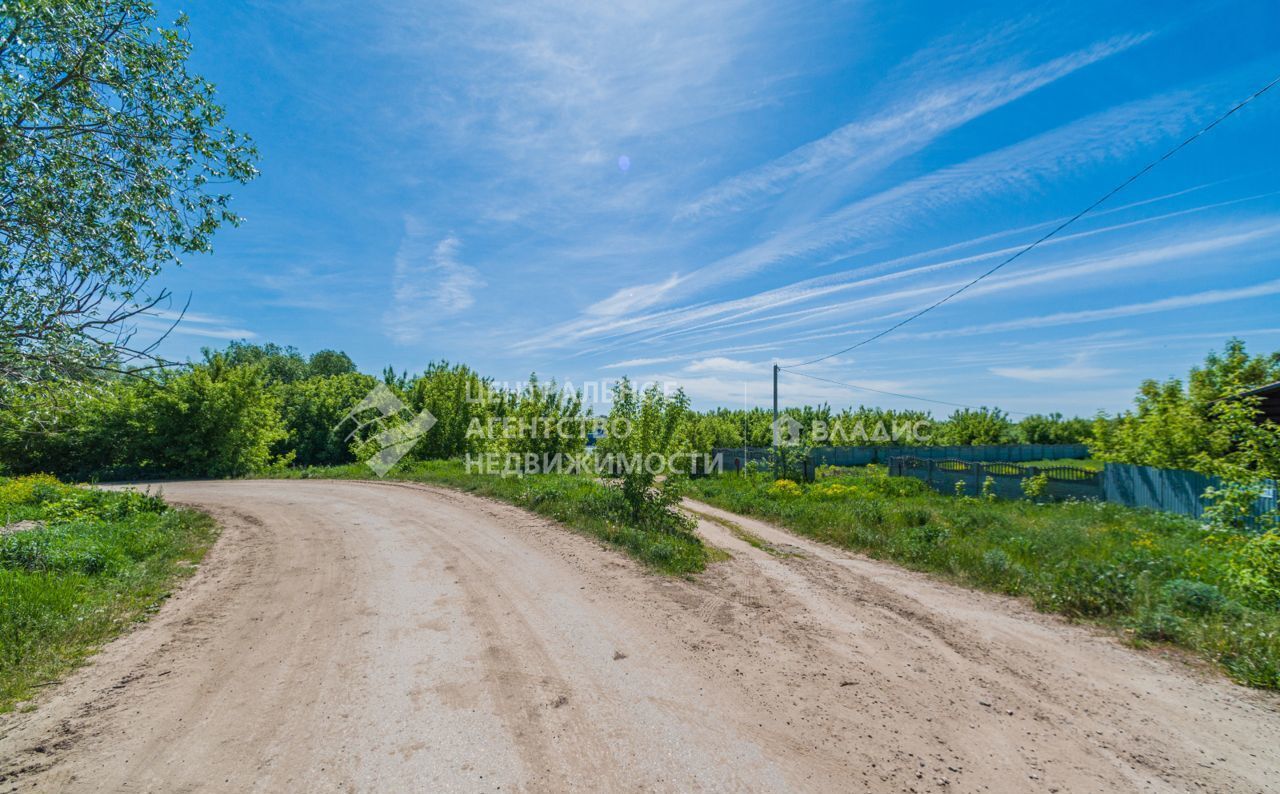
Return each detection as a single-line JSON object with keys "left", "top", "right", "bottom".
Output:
{"left": 267, "top": 460, "right": 711, "bottom": 576}
{"left": 1, "top": 476, "right": 218, "bottom": 712}
{"left": 687, "top": 469, "right": 1280, "bottom": 689}
{"left": 1017, "top": 457, "right": 1103, "bottom": 471}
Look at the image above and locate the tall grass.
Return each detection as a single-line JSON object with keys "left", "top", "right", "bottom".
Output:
{"left": 270, "top": 460, "right": 710, "bottom": 575}
{"left": 688, "top": 468, "right": 1280, "bottom": 689}
{"left": 1, "top": 476, "right": 217, "bottom": 711}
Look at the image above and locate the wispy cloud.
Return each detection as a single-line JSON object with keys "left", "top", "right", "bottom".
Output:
{"left": 913, "top": 278, "right": 1280, "bottom": 339}
{"left": 677, "top": 33, "right": 1150, "bottom": 221}
{"left": 990, "top": 353, "right": 1120, "bottom": 382}
{"left": 137, "top": 308, "right": 256, "bottom": 341}
{"left": 672, "top": 87, "right": 1211, "bottom": 296}
{"left": 380, "top": 0, "right": 787, "bottom": 227}
{"left": 587, "top": 274, "right": 684, "bottom": 318}
{"left": 518, "top": 84, "right": 1218, "bottom": 358}
{"left": 385, "top": 222, "right": 485, "bottom": 344}
{"left": 521, "top": 205, "right": 1275, "bottom": 360}
{"left": 684, "top": 356, "right": 761, "bottom": 374}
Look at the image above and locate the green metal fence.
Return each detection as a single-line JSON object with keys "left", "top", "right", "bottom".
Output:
{"left": 713, "top": 443, "right": 1088, "bottom": 472}
{"left": 888, "top": 456, "right": 1278, "bottom": 526}
{"left": 1103, "top": 464, "right": 1277, "bottom": 522}
{"left": 889, "top": 457, "right": 1102, "bottom": 501}
{"left": 711, "top": 446, "right": 1277, "bottom": 526}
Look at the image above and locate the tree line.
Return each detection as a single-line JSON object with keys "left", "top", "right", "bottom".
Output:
{"left": 2, "top": 338, "right": 1274, "bottom": 483}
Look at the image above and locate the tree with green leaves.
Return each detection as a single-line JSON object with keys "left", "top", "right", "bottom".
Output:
{"left": 1015, "top": 412, "right": 1092, "bottom": 445}
{"left": 596, "top": 378, "right": 695, "bottom": 534}
{"left": 275, "top": 371, "right": 377, "bottom": 467}
{"left": 935, "top": 407, "right": 1014, "bottom": 445}
{"left": 1, "top": 1, "right": 257, "bottom": 389}
{"left": 1092, "top": 339, "right": 1280, "bottom": 474}
{"left": 1090, "top": 339, "right": 1280, "bottom": 531}
{"left": 500, "top": 373, "right": 590, "bottom": 463}
{"left": 405, "top": 361, "right": 497, "bottom": 461}
{"left": 306, "top": 349, "right": 357, "bottom": 379}
{"left": 210, "top": 342, "right": 308, "bottom": 384}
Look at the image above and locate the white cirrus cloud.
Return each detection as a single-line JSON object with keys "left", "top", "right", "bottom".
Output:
{"left": 385, "top": 222, "right": 486, "bottom": 344}
{"left": 684, "top": 356, "right": 761, "bottom": 374}
{"left": 676, "top": 32, "right": 1151, "bottom": 221}
{"left": 911, "top": 278, "right": 1280, "bottom": 340}
{"left": 990, "top": 353, "right": 1120, "bottom": 382}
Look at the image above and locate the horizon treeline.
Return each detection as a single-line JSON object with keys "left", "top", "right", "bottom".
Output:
{"left": 0, "top": 339, "right": 1274, "bottom": 481}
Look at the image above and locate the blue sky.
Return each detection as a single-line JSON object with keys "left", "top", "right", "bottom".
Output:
{"left": 147, "top": 0, "right": 1280, "bottom": 416}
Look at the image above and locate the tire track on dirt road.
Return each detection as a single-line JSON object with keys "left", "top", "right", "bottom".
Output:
{"left": 1, "top": 480, "right": 1277, "bottom": 792}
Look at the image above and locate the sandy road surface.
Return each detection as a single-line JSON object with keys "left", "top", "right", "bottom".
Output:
{"left": 1, "top": 480, "right": 1278, "bottom": 792}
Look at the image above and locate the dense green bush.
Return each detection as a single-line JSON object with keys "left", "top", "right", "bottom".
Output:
{"left": 1091, "top": 339, "right": 1280, "bottom": 478}
{"left": 141, "top": 356, "right": 287, "bottom": 477}
{"left": 596, "top": 378, "right": 697, "bottom": 537}
{"left": 0, "top": 358, "right": 288, "bottom": 479}
{"left": 1231, "top": 530, "right": 1280, "bottom": 609}
{"left": 1162, "top": 578, "right": 1229, "bottom": 615}
{"left": 276, "top": 372, "right": 377, "bottom": 466}
{"left": 404, "top": 362, "right": 496, "bottom": 460}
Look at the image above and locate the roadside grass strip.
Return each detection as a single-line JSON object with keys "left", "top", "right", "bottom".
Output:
{"left": 1, "top": 476, "right": 217, "bottom": 711}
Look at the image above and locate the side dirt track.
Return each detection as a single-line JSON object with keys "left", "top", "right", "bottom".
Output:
{"left": 1, "top": 479, "right": 1277, "bottom": 792}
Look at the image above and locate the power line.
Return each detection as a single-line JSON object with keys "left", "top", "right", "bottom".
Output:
{"left": 788, "top": 72, "right": 1280, "bottom": 369}
{"left": 782, "top": 368, "right": 1032, "bottom": 416}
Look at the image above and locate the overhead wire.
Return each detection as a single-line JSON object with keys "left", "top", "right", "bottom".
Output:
{"left": 784, "top": 72, "right": 1280, "bottom": 370}
{"left": 782, "top": 368, "right": 1034, "bottom": 416}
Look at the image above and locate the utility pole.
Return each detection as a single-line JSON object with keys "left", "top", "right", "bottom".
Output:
{"left": 772, "top": 363, "right": 779, "bottom": 452}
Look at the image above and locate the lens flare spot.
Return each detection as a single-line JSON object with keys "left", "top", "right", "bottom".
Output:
{"left": 617, "top": 155, "right": 631, "bottom": 173}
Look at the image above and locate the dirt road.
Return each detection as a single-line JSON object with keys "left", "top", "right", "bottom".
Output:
{"left": 2, "top": 480, "right": 1278, "bottom": 792}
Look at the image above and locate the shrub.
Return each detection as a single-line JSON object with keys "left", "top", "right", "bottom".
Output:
{"left": 143, "top": 358, "right": 289, "bottom": 477}
{"left": 0, "top": 359, "right": 288, "bottom": 479}
{"left": 275, "top": 372, "right": 378, "bottom": 466}
{"left": 977, "top": 548, "right": 1024, "bottom": 592}
{"left": 596, "top": 378, "right": 696, "bottom": 538}
{"left": 1133, "top": 609, "right": 1185, "bottom": 642}
{"left": 1034, "top": 560, "right": 1134, "bottom": 618}
{"left": 1021, "top": 473, "right": 1049, "bottom": 501}
{"left": 898, "top": 523, "right": 948, "bottom": 562}
{"left": 1230, "top": 530, "right": 1280, "bottom": 609}
{"left": 1162, "top": 579, "right": 1228, "bottom": 615}
{"left": 769, "top": 479, "right": 803, "bottom": 498}
{"left": 890, "top": 506, "right": 931, "bottom": 529}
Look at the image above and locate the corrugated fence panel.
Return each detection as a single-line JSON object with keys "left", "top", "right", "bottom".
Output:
{"left": 1103, "top": 464, "right": 1211, "bottom": 518}
{"left": 1102, "top": 463, "right": 1277, "bottom": 523}
{"left": 713, "top": 443, "right": 1088, "bottom": 469}
{"left": 713, "top": 447, "right": 1276, "bottom": 525}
